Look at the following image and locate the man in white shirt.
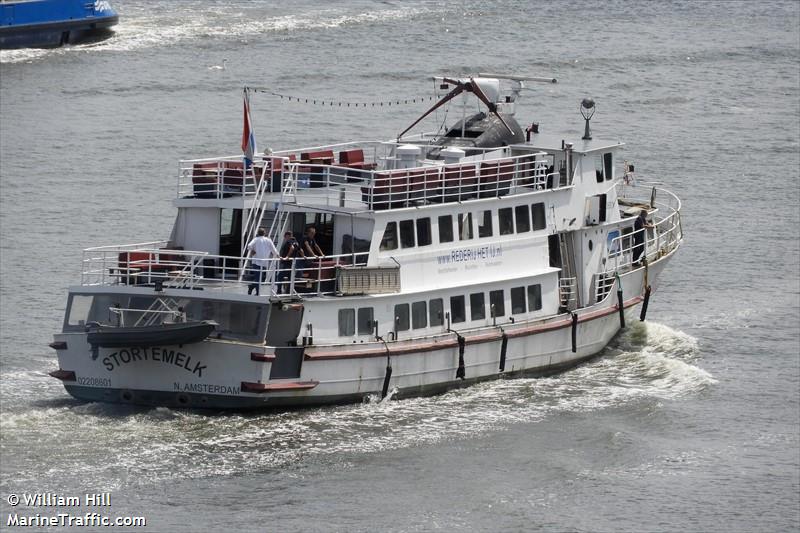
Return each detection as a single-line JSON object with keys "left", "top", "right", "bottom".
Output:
{"left": 247, "top": 227, "right": 278, "bottom": 295}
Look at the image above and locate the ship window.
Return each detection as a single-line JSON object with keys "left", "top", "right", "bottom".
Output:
{"left": 532, "top": 203, "right": 546, "bottom": 231}
{"left": 478, "top": 210, "right": 493, "bottom": 238}
{"left": 357, "top": 307, "right": 374, "bottom": 335}
{"left": 417, "top": 218, "right": 432, "bottom": 247}
{"left": 604, "top": 152, "right": 613, "bottom": 181}
{"left": 511, "top": 287, "right": 526, "bottom": 314}
{"left": 220, "top": 208, "right": 235, "bottom": 235}
{"left": 81, "top": 296, "right": 266, "bottom": 341}
{"left": 67, "top": 294, "right": 119, "bottom": 328}
{"left": 515, "top": 205, "right": 530, "bottom": 233}
{"left": 490, "top": 289, "right": 505, "bottom": 317}
{"left": 470, "top": 292, "right": 486, "bottom": 321}
{"left": 450, "top": 295, "right": 466, "bottom": 323}
{"left": 338, "top": 308, "right": 355, "bottom": 337}
{"left": 429, "top": 298, "right": 444, "bottom": 326}
{"left": 458, "top": 213, "right": 473, "bottom": 240}
{"left": 438, "top": 215, "right": 454, "bottom": 243}
{"left": 182, "top": 299, "right": 265, "bottom": 341}
{"left": 67, "top": 294, "right": 94, "bottom": 327}
{"left": 528, "top": 284, "right": 542, "bottom": 311}
{"left": 380, "top": 222, "right": 398, "bottom": 251}
{"left": 400, "top": 220, "right": 415, "bottom": 248}
{"left": 499, "top": 208, "right": 514, "bottom": 235}
{"left": 394, "top": 303, "right": 410, "bottom": 331}
{"left": 598, "top": 194, "right": 607, "bottom": 223}
{"left": 412, "top": 301, "right": 427, "bottom": 329}
{"left": 595, "top": 154, "right": 605, "bottom": 183}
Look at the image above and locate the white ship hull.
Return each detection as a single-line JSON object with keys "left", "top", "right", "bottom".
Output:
{"left": 51, "top": 253, "right": 671, "bottom": 409}
{"left": 49, "top": 76, "right": 684, "bottom": 410}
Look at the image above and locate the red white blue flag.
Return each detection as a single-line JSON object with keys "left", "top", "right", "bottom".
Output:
{"left": 241, "top": 87, "right": 257, "bottom": 169}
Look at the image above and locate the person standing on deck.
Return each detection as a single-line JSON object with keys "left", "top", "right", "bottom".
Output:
{"left": 298, "top": 225, "right": 325, "bottom": 284}
{"left": 278, "top": 231, "right": 304, "bottom": 294}
{"left": 633, "top": 209, "right": 654, "bottom": 266}
{"left": 247, "top": 227, "right": 278, "bottom": 295}
{"left": 301, "top": 226, "right": 325, "bottom": 259}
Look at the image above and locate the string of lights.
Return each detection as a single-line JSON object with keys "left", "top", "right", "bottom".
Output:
{"left": 246, "top": 86, "right": 436, "bottom": 108}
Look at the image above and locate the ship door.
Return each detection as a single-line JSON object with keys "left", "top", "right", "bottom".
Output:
{"left": 219, "top": 208, "right": 243, "bottom": 266}
{"left": 265, "top": 303, "right": 305, "bottom": 379}
{"left": 551, "top": 232, "right": 580, "bottom": 310}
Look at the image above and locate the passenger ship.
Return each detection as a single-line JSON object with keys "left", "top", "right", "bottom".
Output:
{"left": 49, "top": 75, "right": 683, "bottom": 409}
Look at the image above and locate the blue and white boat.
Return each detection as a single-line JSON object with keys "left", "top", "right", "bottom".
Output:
{"left": 0, "top": 0, "right": 118, "bottom": 49}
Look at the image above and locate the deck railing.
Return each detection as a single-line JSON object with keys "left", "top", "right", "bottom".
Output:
{"left": 177, "top": 144, "right": 563, "bottom": 209}
{"left": 81, "top": 245, "right": 372, "bottom": 298}
{"left": 602, "top": 184, "right": 683, "bottom": 274}
{"left": 559, "top": 276, "right": 577, "bottom": 310}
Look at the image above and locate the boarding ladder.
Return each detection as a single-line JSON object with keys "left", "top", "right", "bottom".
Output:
{"left": 240, "top": 164, "right": 272, "bottom": 257}
{"left": 266, "top": 162, "right": 298, "bottom": 245}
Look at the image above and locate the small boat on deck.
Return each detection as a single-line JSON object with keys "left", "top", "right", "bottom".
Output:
{"left": 0, "top": 0, "right": 118, "bottom": 50}
{"left": 86, "top": 320, "right": 218, "bottom": 349}
{"left": 49, "top": 74, "right": 684, "bottom": 409}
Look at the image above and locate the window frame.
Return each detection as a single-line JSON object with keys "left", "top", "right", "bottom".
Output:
{"left": 338, "top": 308, "right": 356, "bottom": 337}
{"left": 515, "top": 204, "right": 530, "bottom": 233}
{"left": 416, "top": 217, "right": 432, "bottom": 247}
{"left": 394, "top": 303, "right": 410, "bottom": 331}
{"left": 489, "top": 289, "right": 506, "bottom": 317}
{"left": 438, "top": 215, "right": 454, "bottom": 243}
{"left": 470, "top": 292, "right": 486, "bottom": 321}
{"left": 357, "top": 307, "right": 374, "bottom": 335}
{"left": 379, "top": 221, "right": 398, "bottom": 251}
{"left": 429, "top": 298, "right": 444, "bottom": 327}
{"left": 412, "top": 301, "right": 428, "bottom": 329}
{"left": 531, "top": 203, "right": 546, "bottom": 231}
{"left": 399, "top": 219, "right": 415, "bottom": 248}
{"left": 499, "top": 207, "right": 514, "bottom": 235}
{"left": 477, "top": 209, "right": 493, "bottom": 238}
{"left": 450, "top": 295, "right": 466, "bottom": 323}
{"left": 527, "top": 284, "right": 543, "bottom": 311}
{"left": 458, "top": 213, "right": 473, "bottom": 240}
{"left": 510, "top": 286, "right": 526, "bottom": 314}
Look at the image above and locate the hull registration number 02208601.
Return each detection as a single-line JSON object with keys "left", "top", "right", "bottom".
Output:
{"left": 77, "top": 377, "right": 112, "bottom": 387}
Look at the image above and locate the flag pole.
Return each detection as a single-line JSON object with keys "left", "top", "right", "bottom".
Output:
{"left": 241, "top": 86, "right": 257, "bottom": 170}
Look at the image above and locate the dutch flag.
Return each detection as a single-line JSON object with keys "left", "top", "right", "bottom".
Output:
{"left": 241, "top": 87, "right": 257, "bottom": 169}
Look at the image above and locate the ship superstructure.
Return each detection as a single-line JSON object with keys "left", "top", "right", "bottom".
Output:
{"left": 50, "top": 76, "right": 683, "bottom": 408}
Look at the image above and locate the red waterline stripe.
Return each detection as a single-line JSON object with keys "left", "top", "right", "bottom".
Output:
{"left": 240, "top": 380, "right": 319, "bottom": 393}
{"left": 49, "top": 369, "right": 76, "bottom": 381}
{"left": 305, "top": 295, "right": 645, "bottom": 361}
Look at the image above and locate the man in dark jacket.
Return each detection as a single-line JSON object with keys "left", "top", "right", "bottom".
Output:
{"left": 277, "top": 231, "right": 304, "bottom": 294}
{"left": 633, "top": 209, "right": 653, "bottom": 266}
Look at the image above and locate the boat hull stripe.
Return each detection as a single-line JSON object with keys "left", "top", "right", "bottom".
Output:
{"left": 304, "top": 295, "right": 645, "bottom": 361}
{"left": 240, "top": 381, "right": 319, "bottom": 393}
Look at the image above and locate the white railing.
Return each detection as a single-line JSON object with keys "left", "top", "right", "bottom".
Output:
{"left": 177, "top": 156, "right": 263, "bottom": 199}
{"left": 593, "top": 273, "right": 616, "bottom": 303}
{"left": 603, "top": 184, "right": 683, "bottom": 274}
{"left": 361, "top": 152, "right": 553, "bottom": 210}
{"left": 559, "top": 276, "right": 577, "bottom": 310}
{"left": 177, "top": 145, "right": 564, "bottom": 211}
{"left": 240, "top": 161, "right": 277, "bottom": 258}
{"left": 81, "top": 245, "right": 370, "bottom": 298}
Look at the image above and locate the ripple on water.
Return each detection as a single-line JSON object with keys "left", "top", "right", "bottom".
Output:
{"left": 0, "top": 321, "right": 711, "bottom": 493}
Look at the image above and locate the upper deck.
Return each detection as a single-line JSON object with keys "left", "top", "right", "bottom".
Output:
{"left": 174, "top": 137, "right": 598, "bottom": 212}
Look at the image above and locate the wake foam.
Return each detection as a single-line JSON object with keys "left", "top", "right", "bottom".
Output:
{"left": 1, "top": 6, "right": 437, "bottom": 64}
{"left": 0, "top": 322, "right": 712, "bottom": 492}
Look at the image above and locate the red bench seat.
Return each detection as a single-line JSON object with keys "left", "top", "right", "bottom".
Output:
{"left": 338, "top": 148, "right": 377, "bottom": 170}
